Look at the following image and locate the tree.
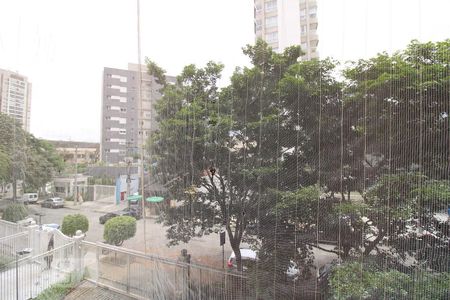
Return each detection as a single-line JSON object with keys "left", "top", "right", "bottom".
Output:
{"left": 2, "top": 203, "right": 28, "bottom": 223}
{"left": 61, "top": 214, "right": 89, "bottom": 237}
{"left": 0, "top": 113, "right": 64, "bottom": 199}
{"left": 152, "top": 41, "right": 314, "bottom": 271}
{"left": 104, "top": 216, "right": 136, "bottom": 246}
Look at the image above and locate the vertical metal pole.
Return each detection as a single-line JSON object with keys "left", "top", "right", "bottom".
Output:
{"left": 15, "top": 253, "right": 18, "bottom": 300}
{"left": 126, "top": 253, "right": 130, "bottom": 293}
{"left": 96, "top": 244, "right": 100, "bottom": 284}
{"left": 127, "top": 160, "right": 131, "bottom": 210}
{"left": 74, "top": 145, "right": 78, "bottom": 205}
{"left": 136, "top": 0, "right": 147, "bottom": 255}
{"left": 222, "top": 245, "right": 224, "bottom": 269}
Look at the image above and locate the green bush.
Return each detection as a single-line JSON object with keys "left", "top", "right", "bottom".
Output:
{"left": 61, "top": 214, "right": 89, "bottom": 237}
{"left": 104, "top": 216, "right": 136, "bottom": 246}
{"left": 2, "top": 203, "right": 28, "bottom": 222}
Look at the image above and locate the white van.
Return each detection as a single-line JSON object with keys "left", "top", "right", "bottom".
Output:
{"left": 22, "top": 193, "right": 38, "bottom": 204}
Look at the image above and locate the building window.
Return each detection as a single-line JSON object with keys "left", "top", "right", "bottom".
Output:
{"left": 265, "top": 16, "right": 277, "bottom": 28}
{"left": 300, "top": 9, "right": 306, "bottom": 20}
{"left": 55, "top": 187, "right": 65, "bottom": 193}
{"left": 105, "top": 116, "right": 111, "bottom": 120}
{"left": 265, "top": 31, "right": 278, "bottom": 43}
{"left": 120, "top": 108, "right": 127, "bottom": 113}
{"left": 265, "top": 1, "right": 277, "bottom": 12}
{"left": 301, "top": 25, "right": 307, "bottom": 34}
{"left": 309, "top": 6, "right": 317, "bottom": 18}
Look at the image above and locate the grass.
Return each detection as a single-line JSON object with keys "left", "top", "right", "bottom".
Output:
{"left": 34, "top": 273, "right": 79, "bottom": 300}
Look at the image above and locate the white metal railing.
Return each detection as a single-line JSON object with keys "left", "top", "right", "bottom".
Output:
{"left": 0, "top": 241, "right": 82, "bottom": 300}
{"left": 0, "top": 220, "right": 26, "bottom": 238}
{"left": 82, "top": 241, "right": 251, "bottom": 300}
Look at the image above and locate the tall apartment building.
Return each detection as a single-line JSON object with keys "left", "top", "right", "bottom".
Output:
{"left": 101, "top": 64, "right": 174, "bottom": 164}
{"left": 254, "top": 0, "right": 319, "bottom": 60}
{"left": 0, "top": 68, "right": 32, "bottom": 131}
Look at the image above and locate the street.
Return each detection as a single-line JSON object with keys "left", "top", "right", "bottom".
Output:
{"left": 20, "top": 200, "right": 232, "bottom": 269}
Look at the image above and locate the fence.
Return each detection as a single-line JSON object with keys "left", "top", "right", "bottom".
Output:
{"left": 84, "top": 185, "right": 116, "bottom": 202}
{"left": 0, "top": 241, "right": 82, "bottom": 300}
{"left": 0, "top": 220, "right": 26, "bottom": 238}
{"left": 0, "top": 220, "right": 84, "bottom": 300}
{"left": 82, "top": 241, "right": 253, "bottom": 300}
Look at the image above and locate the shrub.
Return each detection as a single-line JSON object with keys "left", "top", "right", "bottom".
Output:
{"left": 61, "top": 214, "right": 89, "bottom": 237}
{"left": 104, "top": 216, "right": 136, "bottom": 246}
{"left": 2, "top": 203, "right": 28, "bottom": 222}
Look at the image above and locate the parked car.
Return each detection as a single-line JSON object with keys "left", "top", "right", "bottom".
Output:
{"left": 318, "top": 260, "right": 339, "bottom": 286}
{"left": 99, "top": 207, "right": 141, "bottom": 224}
{"left": 41, "top": 197, "right": 64, "bottom": 208}
{"left": 42, "top": 223, "right": 60, "bottom": 230}
{"left": 227, "top": 248, "right": 300, "bottom": 279}
{"left": 99, "top": 212, "right": 118, "bottom": 225}
{"left": 123, "top": 206, "right": 142, "bottom": 219}
{"left": 22, "top": 193, "right": 38, "bottom": 204}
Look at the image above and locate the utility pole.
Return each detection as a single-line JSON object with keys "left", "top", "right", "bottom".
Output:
{"left": 126, "top": 159, "right": 131, "bottom": 210}
{"left": 74, "top": 145, "right": 78, "bottom": 205}
{"left": 136, "top": 0, "right": 147, "bottom": 254}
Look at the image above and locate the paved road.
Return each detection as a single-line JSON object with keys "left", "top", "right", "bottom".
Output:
{"left": 19, "top": 201, "right": 231, "bottom": 269}
{"left": 3, "top": 200, "right": 336, "bottom": 272}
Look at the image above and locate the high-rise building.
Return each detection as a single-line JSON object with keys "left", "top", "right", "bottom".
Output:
{"left": 0, "top": 68, "right": 32, "bottom": 131}
{"left": 100, "top": 64, "right": 174, "bottom": 164}
{"left": 254, "top": 0, "right": 319, "bottom": 60}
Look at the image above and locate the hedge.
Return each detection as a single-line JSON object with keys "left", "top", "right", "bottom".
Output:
{"left": 104, "top": 216, "right": 136, "bottom": 246}
{"left": 61, "top": 214, "right": 89, "bottom": 237}
{"left": 2, "top": 203, "right": 28, "bottom": 222}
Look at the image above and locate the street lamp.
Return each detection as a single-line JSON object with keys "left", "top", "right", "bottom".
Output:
{"left": 16, "top": 248, "right": 32, "bottom": 300}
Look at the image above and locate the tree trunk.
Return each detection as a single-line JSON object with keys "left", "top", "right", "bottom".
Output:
{"left": 231, "top": 243, "right": 243, "bottom": 272}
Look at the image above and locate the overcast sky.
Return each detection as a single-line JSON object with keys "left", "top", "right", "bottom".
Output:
{"left": 0, "top": 0, "right": 449, "bottom": 142}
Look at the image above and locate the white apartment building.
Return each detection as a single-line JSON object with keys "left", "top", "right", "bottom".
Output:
{"left": 101, "top": 64, "right": 175, "bottom": 164}
{"left": 0, "top": 69, "right": 32, "bottom": 131}
{"left": 254, "top": 0, "right": 319, "bottom": 60}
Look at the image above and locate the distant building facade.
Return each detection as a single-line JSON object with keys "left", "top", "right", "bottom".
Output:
{"left": 254, "top": 0, "right": 319, "bottom": 60}
{"left": 100, "top": 64, "right": 175, "bottom": 164}
{"left": 0, "top": 68, "right": 32, "bottom": 131}
{"left": 47, "top": 140, "right": 100, "bottom": 165}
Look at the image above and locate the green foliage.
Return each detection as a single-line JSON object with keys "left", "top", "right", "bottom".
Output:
{"left": 329, "top": 262, "right": 410, "bottom": 299}
{"left": 145, "top": 57, "right": 167, "bottom": 86}
{"left": 61, "top": 214, "right": 89, "bottom": 237}
{"left": 2, "top": 203, "right": 28, "bottom": 222}
{"left": 103, "top": 216, "right": 136, "bottom": 246}
{"left": 0, "top": 255, "right": 13, "bottom": 269}
{"left": 329, "top": 262, "right": 449, "bottom": 300}
{"left": 0, "top": 113, "right": 64, "bottom": 196}
{"left": 35, "top": 273, "right": 78, "bottom": 300}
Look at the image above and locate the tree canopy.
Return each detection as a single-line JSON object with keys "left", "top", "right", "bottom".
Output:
{"left": 148, "top": 39, "right": 450, "bottom": 298}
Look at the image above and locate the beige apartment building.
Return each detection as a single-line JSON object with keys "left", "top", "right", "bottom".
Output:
{"left": 47, "top": 140, "right": 100, "bottom": 165}
{"left": 0, "top": 68, "right": 32, "bottom": 131}
{"left": 254, "top": 0, "right": 319, "bottom": 60}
